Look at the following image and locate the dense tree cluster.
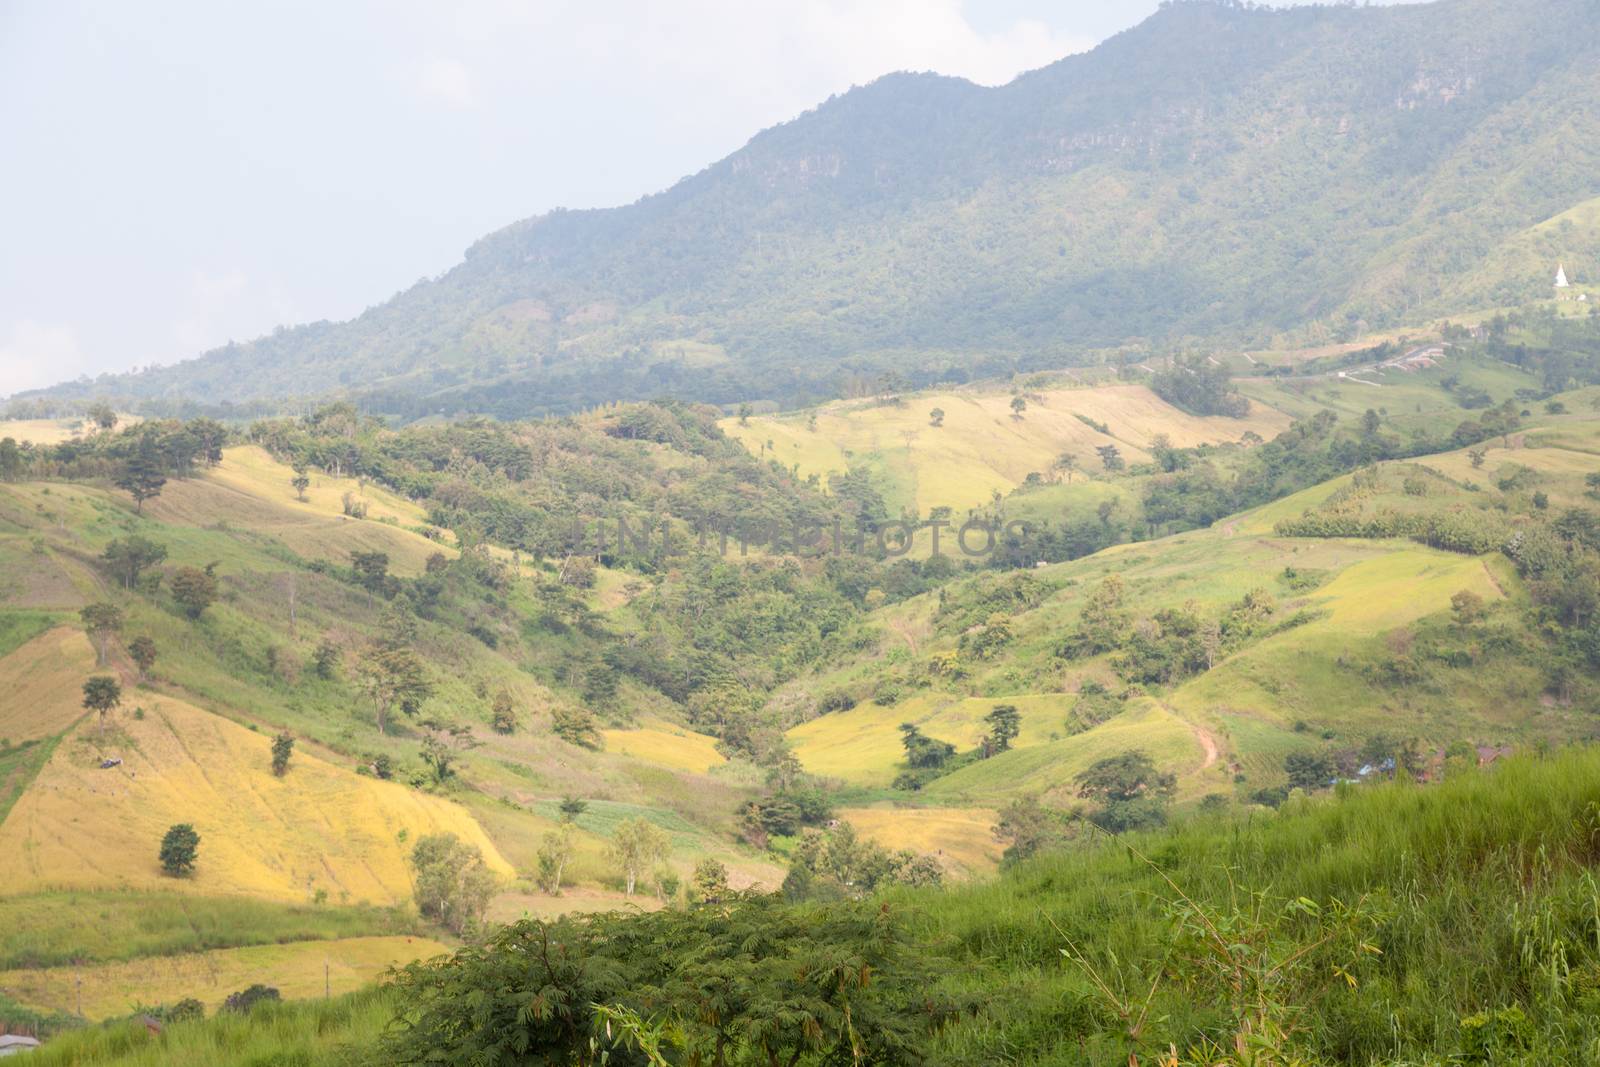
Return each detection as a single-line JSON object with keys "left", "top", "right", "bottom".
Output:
{"left": 382, "top": 892, "right": 950, "bottom": 1065}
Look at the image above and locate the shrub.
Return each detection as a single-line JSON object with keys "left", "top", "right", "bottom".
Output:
{"left": 222, "top": 985, "right": 280, "bottom": 1014}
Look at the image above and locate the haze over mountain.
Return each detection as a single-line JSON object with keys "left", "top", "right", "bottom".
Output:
{"left": 24, "top": 0, "right": 1600, "bottom": 418}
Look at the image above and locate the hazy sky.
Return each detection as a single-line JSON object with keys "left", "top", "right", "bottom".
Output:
{"left": 0, "top": 0, "right": 1405, "bottom": 396}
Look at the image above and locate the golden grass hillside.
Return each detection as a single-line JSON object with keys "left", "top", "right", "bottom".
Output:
{"left": 0, "top": 694, "right": 512, "bottom": 904}
{"left": 143, "top": 446, "right": 451, "bottom": 577}
{"left": 0, "top": 417, "right": 138, "bottom": 447}
{"left": 725, "top": 384, "right": 1292, "bottom": 514}
{"left": 920, "top": 700, "right": 1203, "bottom": 803}
{"left": 600, "top": 718, "right": 727, "bottom": 774}
{"left": 838, "top": 805, "right": 1001, "bottom": 878}
{"left": 0, "top": 934, "right": 447, "bottom": 1020}
{"left": 0, "top": 627, "right": 96, "bottom": 745}
{"left": 787, "top": 693, "right": 1076, "bottom": 785}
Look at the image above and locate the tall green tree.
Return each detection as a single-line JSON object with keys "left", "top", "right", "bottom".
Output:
{"left": 356, "top": 644, "right": 431, "bottom": 734}
{"left": 170, "top": 564, "right": 219, "bottom": 619}
{"left": 608, "top": 817, "right": 668, "bottom": 896}
{"left": 418, "top": 719, "right": 481, "bottom": 783}
{"left": 898, "top": 722, "right": 955, "bottom": 769}
{"left": 79, "top": 602, "right": 123, "bottom": 665}
{"left": 350, "top": 550, "right": 390, "bottom": 594}
{"left": 82, "top": 675, "right": 121, "bottom": 735}
{"left": 983, "top": 703, "right": 1021, "bottom": 754}
{"left": 128, "top": 635, "right": 158, "bottom": 681}
{"left": 550, "top": 705, "right": 602, "bottom": 749}
{"left": 410, "top": 833, "right": 497, "bottom": 935}
{"left": 115, "top": 434, "right": 167, "bottom": 514}
{"left": 0, "top": 437, "right": 22, "bottom": 481}
{"left": 87, "top": 402, "right": 118, "bottom": 431}
{"left": 270, "top": 731, "right": 295, "bottom": 777}
{"left": 159, "top": 823, "right": 200, "bottom": 877}
{"left": 1076, "top": 749, "right": 1176, "bottom": 833}
{"left": 535, "top": 822, "right": 576, "bottom": 895}
{"left": 101, "top": 535, "right": 167, "bottom": 589}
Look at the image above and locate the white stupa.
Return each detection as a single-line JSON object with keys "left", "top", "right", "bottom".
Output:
{"left": 1555, "top": 263, "right": 1570, "bottom": 288}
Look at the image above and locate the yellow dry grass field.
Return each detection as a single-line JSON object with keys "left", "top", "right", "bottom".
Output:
{"left": 725, "top": 384, "right": 1291, "bottom": 514}
{"left": 144, "top": 446, "right": 450, "bottom": 576}
{"left": 0, "top": 627, "right": 96, "bottom": 744}
{"left": 787, "top": 693, "right": 1075, "bottom": 785}
{"left": 0, "top": 418, "right": 138, "bottom": 447}
{"left": 839, "top": 806, "right": 1000, "bottom": 878}
{"left": 601, "top": 719, "right": 727, "bottom": 774}
{"left": 0, "top": 694, "right": 512, "bottom": 903}
{"left": 921, "top": 700, "right": 1203, "bottom": 802}
{"left": 212, "top": 446, "right": 431, "bottom": 529}
{"left": 0, "top": 935, "right": 447, "bottom": 1020}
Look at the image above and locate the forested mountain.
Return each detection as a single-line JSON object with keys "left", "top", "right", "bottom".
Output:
{"left": 27, "top": 0, "right": 1600, "bottom": 418}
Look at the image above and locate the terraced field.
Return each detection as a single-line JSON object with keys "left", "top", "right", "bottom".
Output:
{"left": 0, "top": 418, "right": 138, "bottom": 447}
{"left": 788, "top": 693, "right": 1078, "bottom": 786}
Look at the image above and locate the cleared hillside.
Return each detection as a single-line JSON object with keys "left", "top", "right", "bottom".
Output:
{"left": 782, "top": 404, "right": 1596, "bottom": 814}
{"left": 725, "top": 383, "right": 1289, "bottom": 514}
{"left": 0, "top": 692, "right": 512, "bottom": 903}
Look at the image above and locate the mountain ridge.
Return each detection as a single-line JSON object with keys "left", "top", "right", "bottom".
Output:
{"left": 19, "top": 0, "right": 1600, "bottom": 418}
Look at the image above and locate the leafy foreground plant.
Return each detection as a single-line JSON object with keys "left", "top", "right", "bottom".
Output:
{"left": 918, "top": 750, "right": 1600, "bottom": 1066}
{"left": 380, "top": 893, "right": 956, "bottom": 1065}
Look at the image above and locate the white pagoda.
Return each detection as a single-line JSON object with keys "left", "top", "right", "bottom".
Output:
{"left": 1555, "top": 263, "right": 1570, "bottom": 290}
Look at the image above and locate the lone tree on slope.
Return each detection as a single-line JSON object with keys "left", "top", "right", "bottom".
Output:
{"left": 79, "top": 602, "right": 123, "bottom": 665}
{"left": 128, "top": 635, "right": 158, "bottom": 681}
{"left": 271, "top": 731, "right": 295, "bottom": 776}
{"left": 170, "top": 564, "right": 219, "bottom": 619}
{"left": 82, "top": 675, "right": 122, "bottom": 735}
{"left": 115, "top": 435, "right": 166, "bottom": 513}
{"left": 159, "top": 823, "right": 201, "bottom": 877}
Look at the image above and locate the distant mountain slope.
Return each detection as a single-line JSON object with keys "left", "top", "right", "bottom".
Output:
{"left": 27, "top": 0, "right": 1600, "bottom": 418}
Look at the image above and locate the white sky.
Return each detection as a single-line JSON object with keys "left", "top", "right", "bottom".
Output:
{"left": 0, "top": 0, "right": 1408, "bottom": 396}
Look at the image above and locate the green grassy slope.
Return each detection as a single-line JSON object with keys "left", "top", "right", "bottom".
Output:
{"left": 0, "top": 446, "right": 784, "bottom": 1027}
{"left": 781, "top": 407, "right": 1598, "bottom": 857}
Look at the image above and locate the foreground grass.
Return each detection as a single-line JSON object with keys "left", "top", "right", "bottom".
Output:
{"left": 914, "top": 747, "right": 1600, "bottom": 1064}
{"left": 38, "top": 747, "right": 1600, "bottom": 1064}
{"left": 26, "top": 988, "right": 393, "bottom": 1067}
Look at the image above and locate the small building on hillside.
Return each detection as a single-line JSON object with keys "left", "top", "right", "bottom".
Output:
{"left": 1555, "top": 263, "right": 1572, "bottom": 299}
